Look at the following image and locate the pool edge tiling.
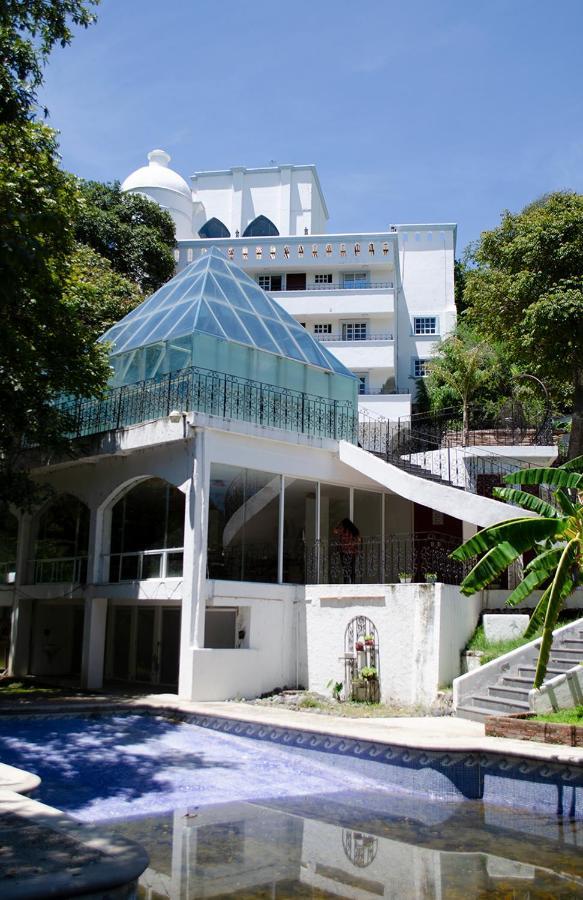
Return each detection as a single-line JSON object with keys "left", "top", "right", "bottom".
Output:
{"left": 0, "top": 702, "right": 582, "bottom": 818}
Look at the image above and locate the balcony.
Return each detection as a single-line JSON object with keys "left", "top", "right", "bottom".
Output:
{"left": 29, "top": 556, "right": 87, "bottom": 585}
{"left": 314, "top": 332, "right": 393, "bottom": 343}
{"left": 105, "top": 548, "right": 184, "bottom": 583}
{"left": 277, "top": 287, "right": 394, "bottom": 317}
{"left": 289, "top": 281, "right": 393, "bottom": 292}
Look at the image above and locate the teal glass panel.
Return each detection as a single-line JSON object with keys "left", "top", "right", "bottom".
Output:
{"left": 195, "top": 300, "right": 227, "bottom": 339}
{"left": 207, "top": 300, "right": 252, "bottom": 345}
{"left": 236, "top": 310, "right": 280, "bottom": 354}
{"left": 268, "top": 320, "right": 307, "bottom": 362}
{"left": 239, "top": 282, "right": 276, "bottom": 318}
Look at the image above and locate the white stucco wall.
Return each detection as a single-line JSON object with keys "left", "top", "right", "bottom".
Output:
{"left": 304, "top": 582, "right": 480, "bottom": 706}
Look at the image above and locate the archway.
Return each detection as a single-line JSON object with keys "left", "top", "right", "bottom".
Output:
{"left": 242, "top": 215, "right": 279, "bottom": 237}
{"left": 344, "top": 616, "right": 380, "bottom": 702}
{"left": 198, "top": 217, "right": 231, "bottom": 239}
{"left": 34, "top": 494, "right": 89, "bottom": 584}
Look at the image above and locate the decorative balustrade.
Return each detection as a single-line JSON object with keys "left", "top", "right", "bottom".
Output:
{"left": 177, "top": 235, "right": 397, "bottom": 270}
{"left": 54, "top": 366, "right": 357, "bottom": 443}
{"left": 105, "top": 548, "right": 184, "bottom": 583}
{"left": 303, "top": 532, "right": 469, "bottom": 586}
{"left": 295, "top": 282, "right": 394, "bottom": 292}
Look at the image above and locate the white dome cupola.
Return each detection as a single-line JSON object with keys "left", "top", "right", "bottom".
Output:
{"left": 121, "top": 149, "right": 198, "bottom": 240}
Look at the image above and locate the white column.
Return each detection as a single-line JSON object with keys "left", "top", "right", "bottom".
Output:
{"left": 87, "top": 504, "right": 105, "bottom": 585}
{"left": 178, "top": 428, "right": 210, "bottom": 699}
{"left": 9, "top": 513, "right": 33, "bottom": 676}
{"left": 80, "top": 597, "right": 108, "bottom": 689}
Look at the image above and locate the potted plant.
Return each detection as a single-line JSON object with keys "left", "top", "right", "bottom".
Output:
{"left": 355, "top": 640, "right": 364, "bottom": 651}
{"left": 399, "top": 572, "right": 412, "bottom": 584}
{"left": 425, "top": 573, "right": 437, "bottom": 584}
{"left": 360, "top": 666, "right": 378, "bottom": 681}
{"left": 364, "top": 634, "right": 375, "bottom": 647}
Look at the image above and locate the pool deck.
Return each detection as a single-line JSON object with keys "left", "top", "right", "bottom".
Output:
{"left": 1, "top": 690, "right": 580, "bottom": 766}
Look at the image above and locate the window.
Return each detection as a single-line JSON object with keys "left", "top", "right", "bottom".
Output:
{"left": 198, "top": 218, "right": 230, "bottom": 239}
{"left": 243, "top": 215, "right": 279, "bottom": 238}
{"left": 204, "top": 608, "right": 237, "bottom": 649}
{"left": 355, "top": 373, "right": 369, "bottom": 395}
{"left": 342, "top": 272, "right": 369, "bottom": 288}
{"left": 257, "top": 274, "right": 283, "bottom": 291}
{"left": 413, "top": 358, "right": 430, "bottom": 378}
{"left": 342, "top": 322, "right": 367, "bottom": 341}
{"left": 314, "top": 273, "right": 333, "bottom": 284}
{"left": 413, "top": 316, "right": 438, "bottom": 335}
{"left": 314, "top": 323, "right": 332, "bottom": 334}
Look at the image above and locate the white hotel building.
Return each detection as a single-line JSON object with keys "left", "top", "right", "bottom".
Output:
{"left": 122, "top": 150, "right": 457, "bottom": 418}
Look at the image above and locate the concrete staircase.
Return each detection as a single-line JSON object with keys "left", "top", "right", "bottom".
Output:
{"left": 454, "top": 618, "right": 583, "bottom": 722}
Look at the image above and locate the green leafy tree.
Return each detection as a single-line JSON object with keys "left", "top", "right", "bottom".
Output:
{"left": 452, "top": 458, "right": 583, "bottom": 688}
{"left": 0, "top": 0, "right": 98, "bottom": 122}
{"left": 426, "top": 325, "right": 500, "bottom": 444}
{"left": 0, "top": 122, "right": 110, "bottom": 506}
{"left": 63, "top": 244, "right": 143, "bottom": 339}
{"left": 464, "top": 192, "right": 583, "bottom": 458}
{"left": 75, "top": 180, "right": 175, "bottom": 294}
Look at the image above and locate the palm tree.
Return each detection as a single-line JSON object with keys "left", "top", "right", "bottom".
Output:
{"left": 451, "top": 457, "right": 583, "bottom": 688}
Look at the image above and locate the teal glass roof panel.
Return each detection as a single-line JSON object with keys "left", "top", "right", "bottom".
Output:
{"left": 100, "top": 247, "right": 356, "bottom": 380}
{"left": 194, "top": 300, "right": 227, "bottom": 339}
{"left": 239, "top": 282, "right": 277, "bottom": 318}
{"left": 207, "top": 299, "right": 252, "bottom": 345}
{"left": 236, "top": 310, "right": 280, "bottom": 354}
{"left": 212, "top": 272, "right": 254, "bottom": 312}
{"left": 267, "top": 320, "right": 307, "bottom": 362}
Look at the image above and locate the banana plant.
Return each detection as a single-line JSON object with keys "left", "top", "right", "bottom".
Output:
{"left": 451, "top": 456, "right": 583, "bottom": 689}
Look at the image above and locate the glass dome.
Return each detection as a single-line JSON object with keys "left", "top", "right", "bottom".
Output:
{"left": 101, "top": 248, "right": 356, "bottom": 405}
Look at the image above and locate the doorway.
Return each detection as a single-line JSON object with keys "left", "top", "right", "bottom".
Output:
{"left": 106, "top": 605, "right": 181, "bottom": 687}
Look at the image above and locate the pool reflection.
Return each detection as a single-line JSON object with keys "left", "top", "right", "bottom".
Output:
{"left": 112, "top": 789, "right": 583, "bottom": 899}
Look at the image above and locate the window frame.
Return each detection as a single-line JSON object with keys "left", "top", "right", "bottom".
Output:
{"left": 413, "top": 316, "right": 438, "bottom": 336}
{"left": 413, "top": 358, "right": 430, "bottom": 378}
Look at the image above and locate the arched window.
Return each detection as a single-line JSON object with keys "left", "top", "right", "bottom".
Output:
{"left": 242, "top": 215, "right": 279, "bottom": 238}
{"left": 109, "top": 478, "right": 185, "bottom": 581}
{"left": 34, "top": 494, "right": 89, "bottom": 583}
{"left": 198, "top": 217, "right": 231, "bottom": 239}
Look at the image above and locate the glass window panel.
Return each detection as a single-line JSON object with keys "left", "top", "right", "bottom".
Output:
{"left": 283, "top": 477, "right": 317, "bottom": 584}
{"left": 142, "top": 553, "right": 162, "bottom": 579}
{"left": 203, "top": 273, "right": 231, "bottom": 304}
{"left": 236, "top": 310, "right": 280, "bottom": 354}
{"left": 290, "top": 329, "right": 330, "bottom": 368}
{"left": 267, "top": 320, "right": 307, "bottom": 362}
{"left": 319, "top": 483, "right": 350, "bottom": 584}
{"left": 194, "top": 300, "right": 227, "bottom": 339}
{"left": 208, "top": 464, "right": 279, "bottom": 583}
{"left": 213, "top": 273, "right": 253, "bottom": 312}
{"left": 110, "top": 479, "right": 185, "bottom": 555}
{"left": 114, "top": 308, "right": 175, "bottom": 353}
{"left": 207, "top": 300, "right": 252, "bottom": 345}
{"left": 353, "top": 489, "right": 383, "bottom": 584}
{"left": 135, "top": 608, "right": 155, "bottom": 680}
{"left": 240, "top": 283, "right": 276, "bottom": 318}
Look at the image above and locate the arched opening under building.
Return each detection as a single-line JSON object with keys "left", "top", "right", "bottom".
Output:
{"left": 33, "top": 493, "right": 89, "bottom": 584}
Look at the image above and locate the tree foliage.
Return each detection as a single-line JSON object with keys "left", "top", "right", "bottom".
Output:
{"left": 75, "top": 180, "right": 176, "bottom": 294}
{"left": 464, "top": 192, "right": 583, "bottom": 458}
{"left": 0, "top": 122, "right": 110, "bottom": 506}
{"left": 452, "top": 458, "right": 583, "bottom": 689}
{"left": 0, "top": 0, "right": 98, "bottom": 122}
{"left": 63, "top": 243, "right": 143, "bottom": 340}
{"left": 426, "top": 325, "right": 502, "bottom": 443}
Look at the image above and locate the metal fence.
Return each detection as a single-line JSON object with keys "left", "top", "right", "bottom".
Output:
{"left": 304, "top": 532, "right": 470, "bottom": 585}
{"left": 56, "top": 366, "right": 358, "bottom": 443}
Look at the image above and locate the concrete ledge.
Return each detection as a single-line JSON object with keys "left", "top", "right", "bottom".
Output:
{"left": 0, "top": 763, "right": 40, "bottom": 795}
{"left": 0, "top": 790, "right": 149, "bottom": 899}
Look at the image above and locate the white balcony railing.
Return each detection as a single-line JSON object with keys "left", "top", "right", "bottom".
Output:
{"left": 282, "top": 281, "right": 394, "bottom": 292}
{"left": 30, "top": 556, "right": 88, "bottom": 584}
{"left": 314, "top": 333, "right": 393, "bottom": 343}
{"left": 104, "top": 547, "right": 184, "bottom": 583}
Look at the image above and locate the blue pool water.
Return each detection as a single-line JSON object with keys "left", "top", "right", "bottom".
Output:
{"left": 1, "top": 713, "right": 582, "bottom": 898}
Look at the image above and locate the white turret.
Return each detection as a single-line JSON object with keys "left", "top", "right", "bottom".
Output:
{"left": 121, "top": 149, "right": 199, "bottom": 240}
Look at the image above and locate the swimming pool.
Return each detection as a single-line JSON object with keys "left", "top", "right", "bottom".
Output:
{"left": 0, "top": 712, "right": 582, "bottom": 897}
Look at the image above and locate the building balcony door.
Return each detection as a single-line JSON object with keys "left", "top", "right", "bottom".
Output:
{"left": 107, "top": 605, "right": 181, "bottom": 687}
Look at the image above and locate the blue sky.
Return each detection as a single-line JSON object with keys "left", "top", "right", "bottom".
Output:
{"left": 41, "top": 0, "right": 583, "bottom": 252}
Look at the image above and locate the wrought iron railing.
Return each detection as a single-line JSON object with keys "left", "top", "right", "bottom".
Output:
{"left": 357, "top": 403, "right": 555, "bottom": 494}
{"left": 304, "top": 532, "right": 470, "bottom": 585}
{"left": 104, "top": 547, "right": 184, "bottom": 583}
{"left": 30, "top": 555, "right": 87, "bottom": 584}
{"left": 396, "top": 403, "right": 554, "bottom": 448}
{"left": 55, "top": 366, "right": 357, "bottom": 442}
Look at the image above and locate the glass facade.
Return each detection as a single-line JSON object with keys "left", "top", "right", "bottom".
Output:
{"left": 100, "top": 248, "right": 357, "bottom": 408}
{"left": 109, "top": 479, "right": 185, "bottom": 581}
{"left": 282, "top": 478, "right": 317, "bottom": 583}
{"left": 208, "top": 464, "right": 280, "bottom": 583}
